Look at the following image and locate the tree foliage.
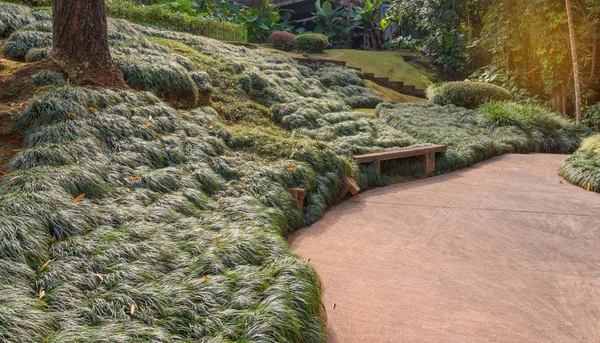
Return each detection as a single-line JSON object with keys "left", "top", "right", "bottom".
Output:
{"left": 390, "top": 0, "right": 600, "bottom": 116}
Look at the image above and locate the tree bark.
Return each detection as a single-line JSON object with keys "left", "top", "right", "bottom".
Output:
{"left": 51, "top": 0, "right": 126, "bottom": 88}
{"left": 565, "top": 0, "right": 582, "bottom": 123}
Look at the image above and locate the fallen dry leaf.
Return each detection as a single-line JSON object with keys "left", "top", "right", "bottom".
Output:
{"left": 215, "top": 235, "right": 220, "bottom": 246}
{"left": 96, "top": 273, "right": 104, "bottom": 282}
{"left": 287, "top": 167, "right": 295, "bottom": 172}
{"left": 49, "top": 236, "right": 56, "bottom": 243}
{"left": 69, "top": 112, "right": 77, "bottom": 117}
{"left": 332, "top": 303, "right": 336, "bottom": 309}
{"left": 39, "top": 289, "right": 45, "bottom": 300}
{"left": 145, "top": 122, "right": 153, "bottom": 127}
{"left": 202, "top": 275, "right": 210, "bottom": 281}
{"left": 128, "top": 175, "right": 141, "bottom": 181}
{"left": 88, "top": 107, "right": 98, "bottom": 112}
{"left": 130, "top": 303, "right": 136, "bottom": 315}
{"left": 74, "top": 194, "right": 85, "bottom": 202}
{"left": 40, "top": 260, "right": 51, "bottom": 270}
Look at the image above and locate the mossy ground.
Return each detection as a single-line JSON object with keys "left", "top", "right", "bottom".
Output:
{"left": 0, "top": 2, "right": 593, "bottom": 342}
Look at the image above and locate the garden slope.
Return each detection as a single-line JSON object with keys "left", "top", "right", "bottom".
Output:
{"left": 0, "top": 3, "right": 590, "bottom": 342}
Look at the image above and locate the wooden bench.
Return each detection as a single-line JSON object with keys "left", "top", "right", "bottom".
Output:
{"left": 352, "top": 145, "right": 447, "bottom": 177}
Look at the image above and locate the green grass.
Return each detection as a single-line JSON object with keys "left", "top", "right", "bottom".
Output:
{"left": 309, "top": 49, "right": 438, "bottom": 89}
{"left": 560, "top": 134, "right": 600, "bottom": 192}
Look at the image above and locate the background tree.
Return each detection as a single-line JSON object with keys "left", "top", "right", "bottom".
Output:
{"left": 565, "top": 0, "right": 582, "bottom": 123}
{"left": 52, "top": 0, "right": 126, "bottom": 87}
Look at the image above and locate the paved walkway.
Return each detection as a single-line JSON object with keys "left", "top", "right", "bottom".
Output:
{"left": 290, "top": 154, "right": 600, "bottom": 343}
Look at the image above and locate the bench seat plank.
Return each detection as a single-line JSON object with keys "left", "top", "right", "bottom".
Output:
{"left": 352, "top": 145, "right": 447, "bottom": 163}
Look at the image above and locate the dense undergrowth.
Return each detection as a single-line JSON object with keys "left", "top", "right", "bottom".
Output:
{"left": 0, "top": 2, "right": 593, "bottom": 342}
{"left": 560, "top": 134, "right": 600, "bottom": 192}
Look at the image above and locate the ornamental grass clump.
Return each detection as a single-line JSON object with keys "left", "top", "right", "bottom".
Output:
{"left": 24, "top": 47, "right": 48, "bottom": 62}
{"left": 427, "top": 81, "right": 513, "bottom": 108}
{"left": 30, "top": 71, "right": 67, "bottom": 88}
{"left": 560, "top": 134, "right": 600, "bottom": 192}
{"left": 0, "top": 2, "right": 34, "bottom": 37}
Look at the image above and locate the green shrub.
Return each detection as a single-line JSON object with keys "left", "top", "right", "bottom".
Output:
{"left": 332, "top": 85, "right": 382, "bottom": 108}
{"left": 30, "top": 71, "right": 67, "bottom": 88}
{"left": 268, "top": 31, "right": 296, "bottom": 51}
{"left": 583, "top": 103, "right": 600, "bottom": 130}
{"left": 295, "top": 34, "right": 329, "bottom": 53}
{"left": 106, "top": 1, "right": 247, "bottom": 43}
{"left": 560, "top": 134, "right": 600, "bottom": 192}
{"left": 24, "top": 47, "right": 48, "bottom": 62}
{"left": 427, "top": 81, "right": 513, "bottom": 108}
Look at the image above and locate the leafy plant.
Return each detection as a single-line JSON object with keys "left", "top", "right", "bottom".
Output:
{"left": 353, "top": 0, "right": 385, "bottom": 50}
{"left": 582, "top": 103, "right": 600, "bottom": 130}
{"left": 294, "top": 33, "right": 329, "bottom": 53}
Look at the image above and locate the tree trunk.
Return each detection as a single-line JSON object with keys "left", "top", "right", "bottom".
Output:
{"left": 565, "top": 0, "right": 582, "bottom": 123}
{"left": 52, "top": 0, "right": 126, "bottom": 88}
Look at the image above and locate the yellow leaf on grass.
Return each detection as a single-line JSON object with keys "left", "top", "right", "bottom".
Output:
{"left": 40, "top": 260, "right": 51, "bottom": 270}
{"left": 3, "top": 173, "right": 15, "bottom": 177}
{"left": 69, "top": 112, "right": 77, "bottom": 117}
{"left": 49, "top": 236, "right": 56, "bottom": 243}
{"left": 145, "top": 122, "right": 153, "bottom": 127}
{"left": 74, "top": 194, "right": 85, "bottom": 202}
{"left": 130, "top": 303, "right": 136, "bottom": 315}
{"left": 39, "top": 289, "right": 45, "bottom": 300}
{"left": 128, "top": 175, "right": 141, "bottom": 181}
{"left": 215, "top": 235, "right": 220, "bottom": 246}
{"left": 287, "top": 167, "right": 295, "bottom": 172}
{"left": 202, "top": 275, "right": 210, "bottom": 281}
{"left": 88, "top": 107, "right": 98, "bottom": 112}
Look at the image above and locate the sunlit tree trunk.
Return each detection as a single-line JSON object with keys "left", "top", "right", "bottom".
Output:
{"left": 52, "top": 0, "right": 126, "bottom": 88}
{"left": 565, "top": 0, "right": 582, "bottom": 123}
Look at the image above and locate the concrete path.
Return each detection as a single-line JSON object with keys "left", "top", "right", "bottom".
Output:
{"left": 290, "top": 154, "right": 600, "bottom": 343}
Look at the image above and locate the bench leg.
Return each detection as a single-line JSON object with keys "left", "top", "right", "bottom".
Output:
{"left": 289, "top": 188, "right": 307, "bottom": 213}
{"left": 375, "top": 159, "right": 381, "bottom": 176}
{"left": 420, "top": 151, "right": 436, "bottom": 176}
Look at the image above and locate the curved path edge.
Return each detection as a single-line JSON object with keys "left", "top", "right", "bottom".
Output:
{"left": 290, "top": 154, "right": 600, "bottom": 343}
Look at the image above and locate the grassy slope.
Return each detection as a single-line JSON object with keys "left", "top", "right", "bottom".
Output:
{"left": 560, "top": 134, "right": 600, "bottom": 192}
{"left": 257, "top": 46, "right": 437, "bottom": 90}
{"left": 0, "top": 2, "right": 592, "bottom": 342}
{"left": 309, "top": 49, "right": 438, "bottom": 89}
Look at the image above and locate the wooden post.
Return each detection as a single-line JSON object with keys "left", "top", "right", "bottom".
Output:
{"left": 420, "top": 151, "right": 436, "bottom": 176}
{"left": 289, "top": 188, "right": 307, "bottom": 213}
{"left": 341, "top": 176, "right": 360, "bottom": 198}
{"left": 374, "top": 160, "right": 381, "bottom": 176}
